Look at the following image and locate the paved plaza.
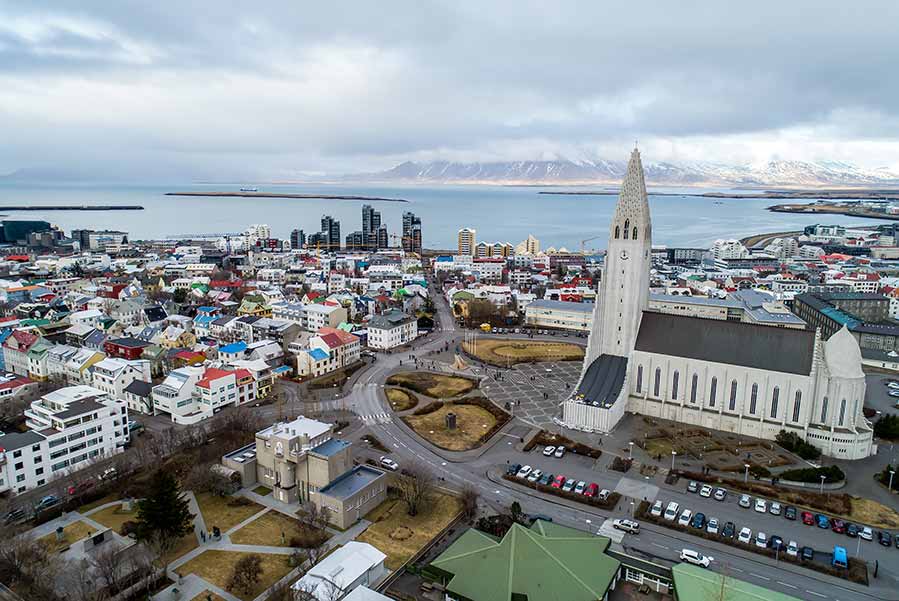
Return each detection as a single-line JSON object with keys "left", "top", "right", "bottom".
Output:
{"left": 480, "top": 360, "right": 583, "bottom": 429}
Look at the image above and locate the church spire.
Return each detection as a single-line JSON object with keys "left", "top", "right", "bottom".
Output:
{"left": 610, "top": 148, "right": 651, "bottom": 242}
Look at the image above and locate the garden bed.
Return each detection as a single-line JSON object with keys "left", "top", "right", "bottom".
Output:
{"left": 523, "top": 430, "right": 602, "bottom": 459}
{"left": 386, "top": 372, "right": 478, "bottom": 398}
{"left": 462, "top": 339, "right": 584, "bottom": 367}
{"left": 403, "top": 397, "right": 509, "bottom": 451}
{"left": 386, "top": 387, "right": 419, "bottom": 412}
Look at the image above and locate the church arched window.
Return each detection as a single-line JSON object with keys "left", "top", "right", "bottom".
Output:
{"left": 792, "top": 391, "right": 801, "bottom": 422}
{"left": 636, "top": 365, "right": 643, "bottom": 393}
{"left": 729, "top": 380, "right": 737, "bottom": 411}
{"left": 820, "top": 396, "right": 828, "bottom": 423}
{"left": 632, "top": 227, "right": 638, "bottom": 240}
{"left": 838, "top": 398, "right": 846, "bottom": 426}
{"left": 749, "top": 383, "right": 758, "bottom": 414}
{"left": 709, "top": 377, "right": 717, "bottom": 407}
{"left": 770, "top": 386, "right": 779, "bottom": 419}
{"left": 614, "top": 225, "right": 620, "bottom": 239}
{"left": 624, "top": 220, "right": 630, "bottom": 239}
{"left": 690, "top": 374, "right": 698, "bottom": 403}
{"left": 852, "top": 399, "right": 858, "bottom": 423}
{"left": 671, "top": 370, "right": 679, "bottom": 400}
{"left": 653, "top": 368, "right": 661, "bottom": 397}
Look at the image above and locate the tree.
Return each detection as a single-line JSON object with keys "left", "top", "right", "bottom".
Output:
{"left": 393, "top": 461, "right": 436, "bottom": 516}
{"left": 460, "top": 484, "right": 479, "bottom": 522}
{"left": 135, "top": 469, "right": 194, "bottom": 558}
{"left": 875, "top": 415, "right": 899, "bottom": 441}
{"left": 509, "top": 501, "right": 525, "bottom": 524}
{"left": 228, "top": 553, "right": 263, "bottom": 595}
{"left": 173, "top": 287, "right": 188, "bottom": 304}
{"left": 298, "top": 501, "right": 331, "bottom": 532}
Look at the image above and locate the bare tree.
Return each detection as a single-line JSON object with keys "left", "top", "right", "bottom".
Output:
{"left": 393, "top": 461, "right": 436, "bottom": 516}
{"left": 298, "top": 501, "right": 331, "bottom": 532}
{"left": 460, "top": 484, "right": 479, "bottom": 522}
{"left": 60, "top": 559, "right": 111, "bottom": 601}
{"left": 0, "top": 535, "right": 63, "bottom": 600}
{"left": 227, "top": 553, "right": 263, "bottom": 595}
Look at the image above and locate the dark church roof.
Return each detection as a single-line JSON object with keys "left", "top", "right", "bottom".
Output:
{"left": 635, "top": 311, "right": 815, "bottom": 375}
{"left": 575, "top": 354, "right": 628, "bottom": 407}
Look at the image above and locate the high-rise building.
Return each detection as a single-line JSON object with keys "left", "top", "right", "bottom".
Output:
{"left": 321, "top": 216, "right": 341, "bottom": 250}
{"left": 345, "top": 231, "right": 365, "bottom": 250}
{"left": 362, "top": 204, "right": 382, "bottom": 250}
{"left": 377, "top": 227, "right": 389, "bottom": 250}
{"left": 307, "top": 232, "right": 327, "bottom": 248}
{"left": 515, "top": 234, "right": 540, "bottom": 255}
{"left": 402, "top": 211, "right": 422, "bottom": 254}
{"left": 290, "top": 229, "right": 305, "bottom": 249}
{"left": 458, "top": 228, "right": 476, "bottom": 256}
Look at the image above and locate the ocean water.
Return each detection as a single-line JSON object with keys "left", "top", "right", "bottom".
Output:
{"left": 0, "top": 181, "right": 882, "bottom": 250}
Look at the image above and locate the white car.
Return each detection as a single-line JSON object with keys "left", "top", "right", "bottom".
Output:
{"left": 680, "top": 549, "right": 713, "bottom": 568}
{"left": 678, "top": 509, "right": 693, "bottom": 527}
{"left": 574, "top": 480, "right": 587, "bottom": 494}
{"left": 786, "top": 540, "right": 799, "bottom": 557}
{"left": 650, "top": 500, "right": 664, "bottom": 517}
{"left": 738, "top": 494, "right": 751, "bottom": 508}
{"left": 527, "top": 469, "right": 543, "bottom": 483}
{"left": 755, "top": 532, "right": 768, "bottom": 549}
{"left": 738, "top": 527, "right": 752, "bottom": 544}
{"left": 706, "top": 518, "right": 719, "bottom": 535}
{"left": 699, "top": 484, "right": 713, "bottom": 498}
{"left": 554, "top": 446, "right": 566, "bottom": 458}
{"left": 378, "top": 456, "right": 399, "bottom": 471}
{"left": 542, "top": 446, "right": 556, "bottom": 457}
{"left": 713, "top": 488, "right": 727, "bottom": 501}
{"left": 888, "top": 382, "right": 899, "bottom": 389}
{"left": 754, "top": 498, "right": 767, "bottom": 513}
{"left": 612, "top": 519, "right": 640, "bottom": 534}
{"left": 860, "top": 526, "right": 873, "bottom": 541}
{"left": 769, "top": 502, "right": 782, "bottom": 516}
{"left": 517, "top": 465, "right": 532, "bottom": 479}
{"left": 664, "top": 501, "right": 680, "bottom": 521}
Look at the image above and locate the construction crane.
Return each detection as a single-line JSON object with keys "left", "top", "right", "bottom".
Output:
{"left": 580, "top": 235, "right": 602, "bottom": 255}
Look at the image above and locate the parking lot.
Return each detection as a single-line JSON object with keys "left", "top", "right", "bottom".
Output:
{"left": 865, "top": 373, "right": 899, "bottom": 416}
{"left": 480, "top": 361, "right": 582, "bottom": 428}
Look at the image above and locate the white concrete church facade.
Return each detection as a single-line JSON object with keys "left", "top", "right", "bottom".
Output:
{"left": 562, "top": 149, "right": 875, "bottom": 460}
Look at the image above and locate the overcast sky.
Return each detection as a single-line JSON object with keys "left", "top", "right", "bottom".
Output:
{"left": 1, "top": 1, "right": 898, "bottom": 180}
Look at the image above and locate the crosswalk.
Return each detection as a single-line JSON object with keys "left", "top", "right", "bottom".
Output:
{"left": 361, "top": 412, "right": 393, "bottom": 425}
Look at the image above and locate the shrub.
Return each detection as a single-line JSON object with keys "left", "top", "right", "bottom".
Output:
{"left": 874, "top": 415, "right": 899, "bottom": 441}
{"left": 780, "top": 465, "right": 845, "bottom": 484}
{"left": 609, "top": 456, "right": 633, "bottom": 473}
{"left": 877, "top": 464, "right": 899, "bottom": 491}
{"left": 775, "top": 430, "right": 821, "bottom": 460}
{"left": 749, "top": 465, "right": 771, "bottom": 479}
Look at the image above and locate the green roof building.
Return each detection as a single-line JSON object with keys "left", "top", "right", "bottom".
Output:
{"left": 672, "top": 564, "right": 802, "bottom": 601}
{"left": 429, "top": 520, "right": 620, "bottom": 601}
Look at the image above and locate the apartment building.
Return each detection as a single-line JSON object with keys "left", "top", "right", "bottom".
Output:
{"left": 3, "top": 330, "right": 39, "bottom": 377}
{"left": 151, "top": 365, "right": 205, "bottom": 424}
{"left": 90, "top": 357, "right": 152, "bottom": 402}
{"left": 367, "top": 309, "right": 418, "bottom": 350}
{"left": 524, "top": 299, "right": 594, "bottom": 332}
{"left": 458, "top": 228, "right": 476, "bottom": 256}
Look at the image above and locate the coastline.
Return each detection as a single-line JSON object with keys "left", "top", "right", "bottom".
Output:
{"left": 0, "top": 205, "right": 143, "bottom": 211}
{"left": 767, "top": 204, "right": 899, "bottom": 221}
{"left": 166, "top": 191, "right": 409, "bottom": 203}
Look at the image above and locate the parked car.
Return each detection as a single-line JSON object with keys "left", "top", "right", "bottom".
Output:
{"left": 699, "top": 484, "right": 712, "bottom": 498}
{"left": 517, "top": 465, "right": 532, "bottom": 479}
{"left": 738, "top": 527, "right": 752, "bottom": 544}
{"left": 664, "top": 502, "right": 680, "bottom": 521}
{"left": 562, "top": 478, "right": 576, "bottom": 492}
{"left": 770, "top": 535, "right": 784, "bottom": 551}
{"left": 554, "top": 446, "right": 566, "bottom": 458}
{"left": 786, "top": 540, "right": 799, "bottom": 557}
{"left": 755, "top": 532, "right": 769, "bottom": 549}
{"left": 738, "top": 494, "right": 751, "bottom": 508}
{"left": 769, "top": 502, "right": 782, "bottom": 516}
{"left": 679, "top": 549, "right": 713, "bottom": 568}
{"left": 574, "top": 480, "right": 586, "bottom": 494}
{"left": 831, "top": 519, "right": 847, "bottom": 534}
{"left": 754, "top": 498, "right": 767, "bottom": 513}
{"left": 527, "top": 469, "right": 543, "bottom": 483}
{"left": 678, "top": 509, "right": 693, "bottom": 527}
{"left": 650, "top": 500, "right": 664, "bottom": 517}
{"left": 34, "top": 495, "right": 59, "bottom": 511}
{"left": 691, "top": 512, "right": 706, "bottom": 529}
{"left": 507, "top": 463, "right": 522, "bottom": 476}
{"left": 584, "top": 483, "right": 599, "bottom": 497}
{"left": 706, "top": 518, "right": 720, "bottom": 535}
{"left": 784, "top": 506, "right": 797, "bottom": 521}
{"left": 538, "top": 473, "right": 553, "bottom": 486}
{"left": 613, "top": 519, "right": 640, "bottom": 534}
{"left": 598, "top": 489, "right": 612, "bottom": 501}
{"left": 66, "top": 480, "right": 95, "bottom": 496}
{"left": 801, "top": 546, "right": 815, "bottom": 561}
{"left": 879, "top": 531, "right": 893, "bottom": 547}
{"left": 816, "top": 514, "right": 830, "bottom": 529}
{"left": 551, "top": 475, "right": 566, "bottom": 488}
{"left": 722, "top": 521, "right": 736, "bottom": 539}
{"left": 713, "top": 488, "right": 727, "bottom": 501}
{"left": 801, "top": 511, "right": 815, "bottom": 525}
{"left": 687, "top": 481, "right": 699, "bottom": 493}
{"left": 846, "top": 523, "right": 858, "bottom": 538}
{"left": 860, "top": 526, "right": 873, "bottom": 541}
{"left": 3, "top": 508, "right": 26, "bottom": 525}
{"left": 98, "top": 467, "right": 118, "bottom": 481}
{"left": 542, "top": 445, "right": 556, "bottom": 457}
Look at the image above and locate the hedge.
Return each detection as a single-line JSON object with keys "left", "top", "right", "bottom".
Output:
{"left": 502, "top": 473, "right": 620, "bottom": 510}
{"left": 780, "top": 465, "right": 845, "bottom": 484}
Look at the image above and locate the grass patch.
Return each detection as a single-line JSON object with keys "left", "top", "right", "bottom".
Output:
{"left": 850, "top": 497, "right": 899, "bottom": 529}
{"left": 643, "top": 437, "right": 678, "bottom": 458}
{"left": 176, "top": 550, "right": 293, "bottom": 601}
{"left": 404, "top": 403, "right": 497, "bottom": 451}
{"left": 386, "top": 387, "right": 418, "bottom": 412}
{"left": 357, "top": 493, "right": 462, "bottom": 570}
{"left": 160, "top": 533, "right": 200, "bottom": 567}
{"left": 78, "top": 493, "right": 120, "bottom": 513}
{"left": 252, "top": 485, "right": 272, "bottom": 497}
{"left": 38, "top": 520, "right": 95, "bottom": 552}
{"left": 195, "top": 492, "right": 264, "bottom": 533}
{"left": 87, "top": 502, "right": 137, "bottom": 534}
{"left": 230, "top": 510, "right": 299, "bottom": 547}
{"left": 386, "top": 372, "right": 477, "bottom": 399}
{"left": 463, "top": 338, "right": 584, "bottom": 366}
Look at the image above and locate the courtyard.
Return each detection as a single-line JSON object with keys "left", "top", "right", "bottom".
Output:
{"left": 480, "top": 360, "right": 582, "bottom": 428}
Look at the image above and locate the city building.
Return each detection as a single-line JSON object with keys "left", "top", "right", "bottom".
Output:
{"left": 793, "top": 292, "right": 899, "bottom": 351}
{"left": 524, "top": 299, "right": 594, "bottom": 332}
{"left": 321, "top": 215, "right": 341, "bottom": 251}
{"left": 515, "top": 234, "right": 541, "bottom": 255}
{"left": 290, "top": 228, "right": 305, "bottom": 249}
{"left": 292, "top": 542, "right": 387, "bottom": 600}
{"left": 563, "top": 149, "right": 874, "bottom": 460}
{"left": 367, "top": 309, "right": 418, "bottom": 349}
{"left": 458, "top": 228, "right": 476, "bottom": 256}
{"left": 402, "top": 211, "right": 422, "bottom": 254}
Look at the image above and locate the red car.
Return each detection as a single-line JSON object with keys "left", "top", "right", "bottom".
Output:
{"left": 584, "top": 483, "right": 599, "bottom": 497}
{"left": 551, "top": 475, "right": 566, "bottom": 489}
{"left": 801, "top": 511, "right": 815, "bottom": 525}
{"left": 831, "top": 519, "right": 847, "bottom": 534}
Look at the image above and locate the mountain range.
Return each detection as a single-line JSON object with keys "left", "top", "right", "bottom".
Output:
{"left": 349, "top": 159, "right": 899, "bottom": 188}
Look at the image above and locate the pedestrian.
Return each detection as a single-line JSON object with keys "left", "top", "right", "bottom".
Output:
{"left": 201, "top": 530, "right": 206, "bottom": 543}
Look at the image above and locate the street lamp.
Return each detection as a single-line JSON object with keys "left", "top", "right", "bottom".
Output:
{"left": 890, "top": 470, "right": 896, "bottom": 492}
{"left": 629, "top": 441, "right": 634, "bottom": 460}
{"left": 744, "top": 463, "right": 751, "bottom": 483}
{"left": 819, "top": 474, "right": 826, "bottom": 494}
{"left": 630, "top": 500, "right": 635, "bottom": 517}
{"left": 671, "top": 450, "right": 677, "bottom": 472}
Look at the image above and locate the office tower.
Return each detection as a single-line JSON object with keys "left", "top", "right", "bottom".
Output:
{"left": 362, "top": 204, "right": 381, "bottom": 250}
{"left": 402, "top": 211, "right": 422, "bottom": 254}
{"left": 458, "top": 228, "right": 476, "bottom": 256}
{"left": 321, "top": 215, "right": 341, "bottom": 250}
{"left": 290, "top": 229, "right": 305, "bottom": 249}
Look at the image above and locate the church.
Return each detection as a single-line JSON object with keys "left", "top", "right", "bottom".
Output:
{"left": 562, "top": 149, "right": 876, "bottom": 460}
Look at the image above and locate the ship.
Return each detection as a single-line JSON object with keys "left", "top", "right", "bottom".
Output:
{"left": 239, "top": 187, "right": 259, "bottom": 192}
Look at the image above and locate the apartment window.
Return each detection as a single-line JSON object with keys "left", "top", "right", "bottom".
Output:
{"left": 653, "top": 368, "right": 661, "bottom": 397}
{"left": 729, "top": 381, "right": 737, "bottom": 411}
{"left": 821, "top": 396, "right": 828, "bottom": 423}
{"left": 709, "top": 377, "right": 717, "bottom": 407}
{"left": 14, "top": 462, "right": 22, "bottom": 470}
{"left": 690, "top": 374, "right": 698, "bottom": 404}
{"left": 31, "top": 444, "right": 40, "bottom": 452}
{"left": 16, "top": 475, "right": 24, "bottom": 483}
{"left": 770, "top": 387, "right": 780, "bottom": 419}
{"left": 671, "top": 371, "right": 679, "bottom": 400}
{"left": 12, "top": 450, "right": 21, "bottom": 459}
{"left": 635, "top": 365, "right": 643, "bottom": 393}
{"left": 52, "top": 460, "right": 69, "bottom": 471}
{"left": 34, "top": 455, "right": 41, "bottom": 463}
{"left": 68, "top": 431, "right": 85, "bottom": 441}
{"left": 50, "top": 449, "right": 67, "bottom": 460}
{"left": 792, "top": 391, "right": 802, "bottom": 422}
{"left": 35, "top": 467, "right": 43, "bottom": 476}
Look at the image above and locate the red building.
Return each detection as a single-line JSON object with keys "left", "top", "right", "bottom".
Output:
{"left": 104, "top": 337, "right": 151, "bottom": 360}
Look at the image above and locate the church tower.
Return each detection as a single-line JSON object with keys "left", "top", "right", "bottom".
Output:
{"left": 584, "top": 148, "right": 653, "bottom": 366}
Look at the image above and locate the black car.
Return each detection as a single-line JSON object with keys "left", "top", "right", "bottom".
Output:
{"left": 507, "top": 463, "right": 521, "bottom": 476}
{"left": 784, "top": 506, "right": 797, "bottom": 521}
{"left": 801, "top": 546, "right": 815, "bottom": 561}
{"left": 879, "top": 531, "right": 893, "bottom": 547}
{"left": 846, "top": 523, "right": 859, "bottom": 538}
{"left": 2, "top": 508, "right": 25, "bottom": 525}
{"left": 722, "top": 521, "right": 736, "bottom": 539}
{"left": 770, "top": 536, "right": 785, "bottom": 552}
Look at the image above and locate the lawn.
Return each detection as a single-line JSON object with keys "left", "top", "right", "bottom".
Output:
{"left": 358, "top": 493, "right": 462, "bottom": 570}
{"left": 252, "top": 485, "right": 272, "bottom": 496}
{"left": 161, "top": 533, "right": 200, "bottom": 567}
{"left": 38, "top": 520, "right": 95, "bottom": 552}
{"left": 230, "top": 510, "right": 302, "bottom": 547}
{"left": 386, "top": 372, "right": 477, "bottom": 398}
{"left": 643, "top": 437, "right": 679, "bottom": 458}
{"left": 195, "top": 492, "right": 265, "bottom": 533}
{"left": 462, "top": 338, "right": 584, "bottom": 366}
{"left": 386, "top": 387, "right": 418, "bottom": 412}
{"left": 176, "top": 550, "right": 294, "bottom": 601}
{"left": 850, "top": 497, "right": 899, "bottom": 529}
{"left": 78, "top": 493, "right": 121, "bottom": 513}
{"left": 403, "top": 403, "right": 497, "bottom": 451}
{"left": 88, "top": 502, "right": 137, "bottom": 534}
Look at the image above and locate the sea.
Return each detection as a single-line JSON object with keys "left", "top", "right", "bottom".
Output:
{"left": 0, "top": 181, "right": 884, "bottom": 250}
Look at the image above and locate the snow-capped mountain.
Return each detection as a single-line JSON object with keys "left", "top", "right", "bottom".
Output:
{"left": 352, "top": 158, "right": 899, "bottom": 187}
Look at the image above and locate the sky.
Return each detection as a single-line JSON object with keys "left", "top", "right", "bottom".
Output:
{"left": 1, "top": 1, "right": 898, "bottom": 181}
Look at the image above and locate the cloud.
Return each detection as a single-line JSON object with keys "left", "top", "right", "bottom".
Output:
{"left": 0, "top": 1, "right": 898, "bottom": 177}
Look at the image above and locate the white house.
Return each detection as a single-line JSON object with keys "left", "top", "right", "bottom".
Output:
{"left": 366, "top": 310, "right": 418, "bottom": 350}
{"left": 292, "top": 542, "right": 387, "bottom": 601}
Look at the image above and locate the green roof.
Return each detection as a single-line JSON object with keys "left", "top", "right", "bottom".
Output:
{"left": 430, "top": 520, "right": 619, "bottom": 601}
{"left": 672, "top": 564, "right": 802, "bottom": 601}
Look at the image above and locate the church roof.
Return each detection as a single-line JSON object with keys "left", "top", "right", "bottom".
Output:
{"left": 635, "top": 311, "right": 815, "bottom": 375}
{"left": 823, "top": 325, "right": 864, "bottom": 379}
{"left": 575, "top": 354, "right": 628, "bottom": 408}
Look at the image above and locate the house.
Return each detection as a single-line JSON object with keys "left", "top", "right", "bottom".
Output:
{"left": 26, "top": 338, "right": 56, "bottom": 381}
{"left": 151, "top": 365, "right": 205, "bottom": 424}
{"left": 237, "top": 299, "right": 271, "bottom": 317}
{"left": 218, "top": 341, "right": 248, "bottom": 362}
{"left": 104, "top": 337, "right": 151, "bottom": 360}
{"left": 298, "top": 347, "right": 333, "bottom": 377}
{"left": 246, "top": 339, "right": 283, "bottom": 365}
{"left": 316, "top": 327, "right": 361, "bottom": 368}
{"left": 123, "top": 379, "right": 153, "bottom": 414}
{"left": 367, "top": 309, "right": 418, "bottom": 350}
{"left": 90, "top": 357, "right": 152, "bottom": 401}
{"left": 68, "top": 308, "right": 104, "bottom": 329}
{"left": 159, "top": 325, "right": 196, "bottom": 349}
{"left": 3, "top": 330, "right": 39, "bottom": 376}
{"left": 0, "top": 373, "right": 39, "bottom": 407}
{"left": 64, "top": 348, "right": 106, "bottom": 385}
{"left": 194, "top": 366, "right": 257, "bottom": 411}
{"left": 305, "top": 303, "right": 348, "bottom": 331}
{"left": 292, "top": 542, "right": 387, "bottom": 600}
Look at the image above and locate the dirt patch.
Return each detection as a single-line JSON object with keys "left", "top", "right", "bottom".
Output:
{"left": 850, "top": 497, "right": 899, "bottom": 529}
{"left": 387, "top": 372, "right": 477, "bottom": 398}
{"left": 462, "top": 338, "right": 584, "bottom": 367}
{"left": 386, "top": 387, "right": 418, "bottom": 412}
{"left": 176, "top": 550, "right": 293, "bottom": 601}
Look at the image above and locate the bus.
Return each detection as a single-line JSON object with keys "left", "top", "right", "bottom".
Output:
{"left": 832, "top": 545, "right": 848, "bottom": 569}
